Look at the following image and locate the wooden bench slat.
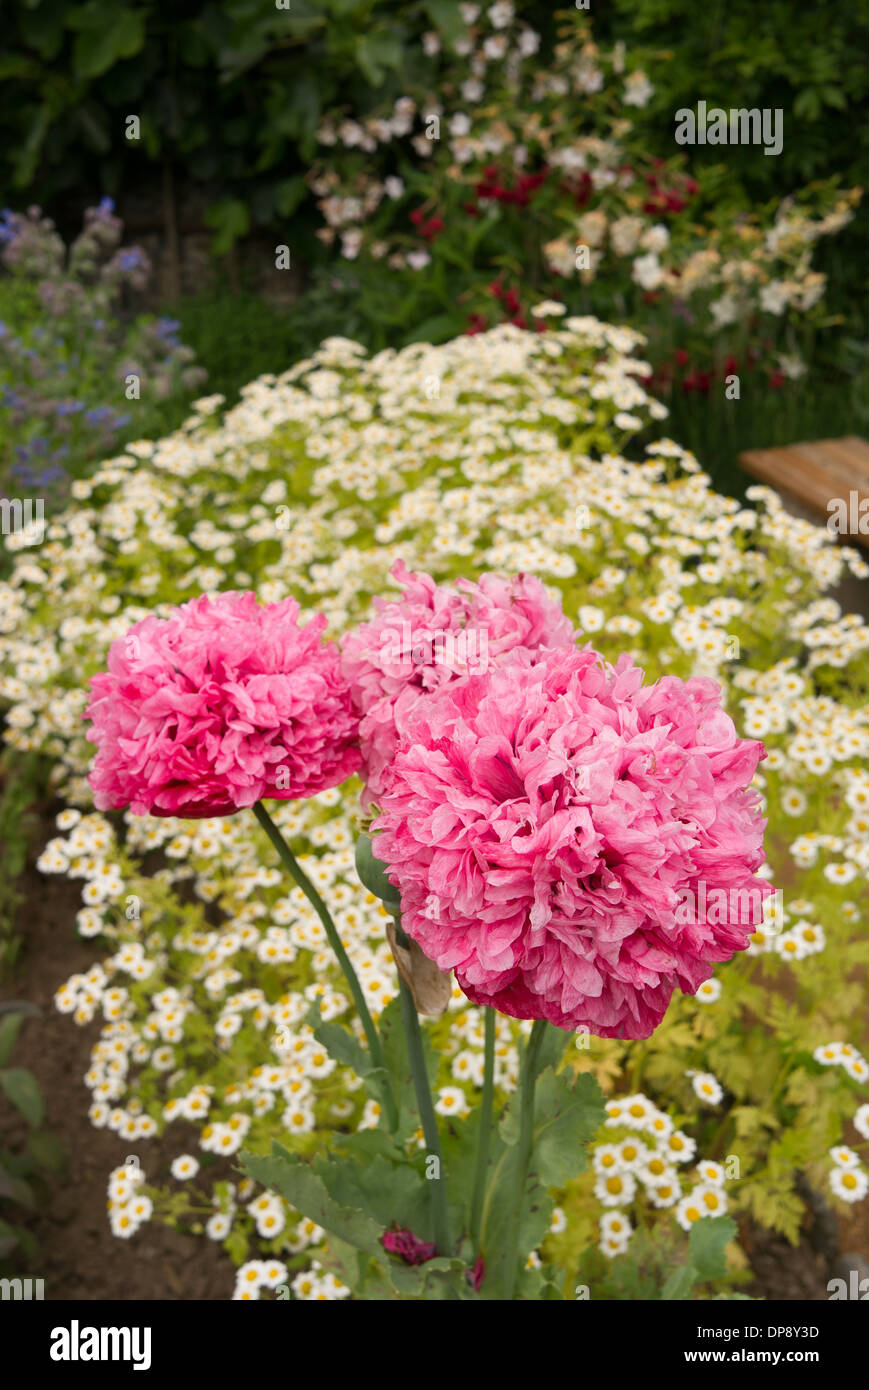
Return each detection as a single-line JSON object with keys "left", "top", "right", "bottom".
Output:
{"left": 740, "top": 447, "right": 859, "bottom": 516}
{"left": 739, "top": 436, "right": 869, "bottom": 549}
{"left": 791, "top": 438, "right": 869, "bottom": 488}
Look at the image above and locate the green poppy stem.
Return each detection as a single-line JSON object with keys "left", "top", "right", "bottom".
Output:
{"left": 469, "top": 1006, "right": 496, "bottom": 1252}
{"left": 252, "top": 800, "right": 398, "bottom": 1133}
{"left": 394, "top": 923, "right": 452, "bottom": 1256}
{"left": 503, "top": 1017, "right": 548, "bottom": 1300}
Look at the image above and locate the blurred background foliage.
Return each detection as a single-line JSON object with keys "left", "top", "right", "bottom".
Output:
{"left": 2, "top": 0, "right": 866, "bottom": 252}
{"left": 0, "top": 0, "right": 867, "bottom": 491}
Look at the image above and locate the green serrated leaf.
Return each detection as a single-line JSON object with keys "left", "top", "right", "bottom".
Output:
{"left": 534, "top": 1022, "right": 572, "bottom": 1079}
{"left": 0, "top": 1068, "right": 43, "bottom": 1128}
{"left": 0, "top": 1165, "right": 35, "bottom": 1209}
{"left": 528, "top": 1070, "right": 604, "bottom": 1187}
{"left": 356, "top": 30, "right": 403, "bottom": 86}
{"left": 689, "top": 1215, "right": 738, "bottom": 1280}
{"left": 224, "top": 1226, "right": 249, "bottom": 1266}
{"left": 309, "top": 1017, "right": 371, "bottom": 1075}
{"left": 0, "top": 1013, "right": 25, "bottom": 1069}
{"left": 274, "top": 176, "right": 307, "bottom": 218}
{"left": 240, "top": 1142, "right": 384, "bottom": 1256}
{"left": 203, "top": 197, "right": 251, "bottom": 256}
{"left": 312, "top": 1151, "right": 432, "bottom": 1239}
{"left": 72, "top": 7, "right": 146, "bottom": 80}
{"left": 402, "top": 313, "right": 463, "bottom": 346}
{"left": 478, "top": 1141, "right": 553, "bottom": 1298}
{"left": 660, "top": 1262, "right": 698, "bottom": 1300}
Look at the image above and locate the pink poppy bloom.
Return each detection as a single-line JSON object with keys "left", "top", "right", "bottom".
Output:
{"left": 85, "top": 591, "right": 361, "bottom": 818}
{"left": 373, "top": 646, "right": 773, "bottom": 1039}
{"left": 340, "top": 560, "right": 576, "bottom": 802}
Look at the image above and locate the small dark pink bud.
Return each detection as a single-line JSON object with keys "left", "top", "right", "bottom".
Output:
{"left": 381, "top": 1227, "right": 438, "bottom": 1265}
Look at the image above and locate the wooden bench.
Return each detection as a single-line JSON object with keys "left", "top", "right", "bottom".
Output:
{"left": 739, "top": 435, "right": 869, "bottom": 550}
{"left": 739, "top": 435, "right": 869, "bottom": 618}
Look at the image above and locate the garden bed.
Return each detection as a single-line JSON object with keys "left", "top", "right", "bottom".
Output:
{"left": 4, "top": 803, "right": 866, "bottom": 1301}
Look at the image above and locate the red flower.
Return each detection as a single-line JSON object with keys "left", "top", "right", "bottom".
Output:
{"left": 574, "top": 171, "right": 593, "bottom": 208}
{"left": 509, "top": 314, "right": 527, "bottom": 329}
{"left": 475, "top": 165, "right": 504, "bottom": 201}
{"left": 768, "top": 370, "right": 785, "bottom": 390}
{"left": 465, "top": 313, "right": 488, "bottom": 336}
{"left": 675, "top": 348, "right": 690, "bottom": 367}
{"left": 463, "top": 201, "right": 480, "bottom": 218}
{"left": 467, "top": 1256, "right": 485, "bottom": 1291}
{"left": 504, "top": 289, "right": 521, "bottom": 315}
{"left": 723, "top": 355, "right": 739, "bottom": 377}
{"left": 487, "top": 280, "right": 505, "bottom": 299}
{"left": 411, "top": 209, "right": 444, "bottom": 241}
{"left": 381, "top": 1227, "right": 438, "bottom": 1265}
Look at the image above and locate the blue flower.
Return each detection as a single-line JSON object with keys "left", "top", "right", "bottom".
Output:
{"left": 0, "top": 210, "right": 17, "bottom": 246}
{"left": 15, "top": 438, "right": 49, "bottom": 462}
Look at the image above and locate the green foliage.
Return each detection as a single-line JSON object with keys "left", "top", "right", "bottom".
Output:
{"left": 597, "top": 0, "right": 869, "bottom": 195}
{"left": 3, "top": 0, "right": 864, "bottom": 274}
{"left": 0, "top": 750, "right": 45, "bottom": 973}
{"left": 0, "top": 1002, "right": 66, "bottom": 1271}
{"left": 577, "top": 1217, "right": 744, "bottom": 1301}
{"left": 169, "top": 272, "right": 370, "bottom": 405}
{"left": 240, "top": 1061, "right": 605, "bottom": 1298}
{"left": 0, "top": 0, "right": 436, "bottom": 243}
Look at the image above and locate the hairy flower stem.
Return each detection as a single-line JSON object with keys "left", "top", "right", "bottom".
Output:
{"left": 469, "top": 1006, "right": 496, "bottom": 1253}
{"left": 504, "top": 1018, "right": 548, "bottom": 1300}
{"left": 395, "top": 922, "right": 452, "bottom": 1256}
{"left": 252, "top": 800, "right": 398, "bottom": 1132}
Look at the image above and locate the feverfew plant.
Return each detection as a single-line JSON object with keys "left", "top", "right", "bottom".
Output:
{"left": 2, "top": 317, "right": 868, "bottom": 1297}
